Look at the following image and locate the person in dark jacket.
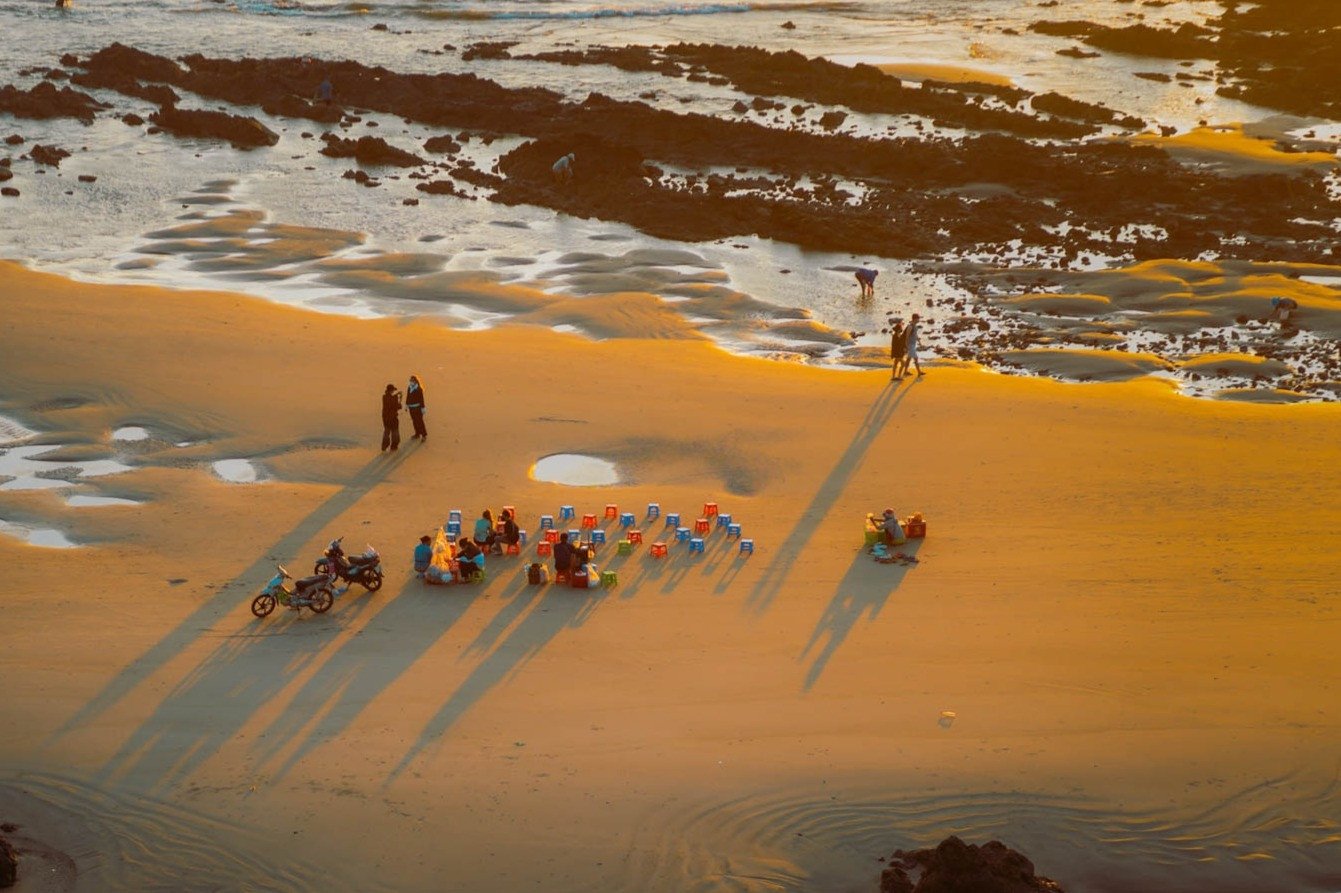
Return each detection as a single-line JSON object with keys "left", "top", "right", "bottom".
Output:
{"left": 499, "top": 509, "right": 520, "bottom": 548}
{"left": 381, "top": 383, "right": 401, "bottom": 452}
{"left": 553, "top": 532, "right": 576, "bottom": 577}
{"left": 456, "top": 537, "right": 484, "bottom": 582}
{"left": 406, "top": 374, "right": 427, "bottom": 441}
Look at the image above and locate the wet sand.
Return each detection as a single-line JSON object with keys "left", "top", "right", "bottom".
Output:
{"left": 2, "top": 261, "right": 1340, "bottom": 891}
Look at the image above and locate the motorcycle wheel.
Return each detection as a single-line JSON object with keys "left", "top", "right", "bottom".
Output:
{"left": 362, "top": 570, "right": 383, "bottom": 592}
{"left": 310, "top": 589, "right": 334, "bottom": 614}
{"left": 251, "top": 593, "right": 277, "bottom": 618}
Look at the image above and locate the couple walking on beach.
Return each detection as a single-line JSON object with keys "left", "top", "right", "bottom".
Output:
{"left": 890, "top": 315, "right": 924, "bottom": 379}
{"left": 381, "top": 375, "right": 427, "bottom": 451}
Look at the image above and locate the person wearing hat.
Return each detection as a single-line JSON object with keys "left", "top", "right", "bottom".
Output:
{"left": 904, "top": 313, "right": 924, "bottom": 377}
{"left": 552, "top": 152, "right": 576, "bottom": 183}
{"left": 880, "top": 509, "right": 907, "bottom": 546}
{"left": 380, "top": 383, "right": 401, "bottom": 452}
{"left": 889, "top": 318, "right": 907, "bottom": 379}
{"left": 1269, "top": 295, "right": 1298, "bottom": 324}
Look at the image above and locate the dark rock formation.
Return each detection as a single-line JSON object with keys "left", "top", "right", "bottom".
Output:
{"left": 121, "top": 112, "right": 144, "bottom": 126}
{"left": 319, "top": 134, "right": 423, "bottom": 167}
{"left": 0, "top": 831, "right": 14, "bottom": 888}
{"left": 0, "top": 81, "right": 104, "bottom": 124}
{"left": 148, "top": 106, "right": 277, "bottom": 148}
{"left": 880, "top": 837, "right": 1064, "bottom": 893}
{"left": 29, "top": 144, "right": 71, "bottom": 167}
{"left": 0, "top": 187, "right": 19, "bottom": 197}
{"left": 0, "top": 168, "right": 11, "bottom": 183}
{"left": 423, "top": 134, "right": 461, "bottom": 154}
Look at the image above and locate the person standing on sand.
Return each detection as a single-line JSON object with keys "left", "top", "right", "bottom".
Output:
{"left": 889, "top": 318, "right": 907, "bottom": 380}
{"left": 381, "top": 383, "right": 401, "bottom": 452}
{"left": 904, "top": 313, "right": 924, "bottom": 377}
{"left": 855, "top": 266, "right": 877, "bottom": 298}
{"left": 406, "top": 374, "right": 427, "bottom": 441}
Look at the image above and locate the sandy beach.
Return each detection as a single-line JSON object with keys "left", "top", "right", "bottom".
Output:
{"left": 2, "top": 260, "right": 1340, "bottom": 891}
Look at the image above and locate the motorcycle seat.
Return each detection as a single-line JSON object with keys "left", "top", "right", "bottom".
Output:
{"left": 296, "top": 574, "right": 328, "bottom": 590}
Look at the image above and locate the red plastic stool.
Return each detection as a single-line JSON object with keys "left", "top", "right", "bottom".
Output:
{"left": 581, "top": 513, "right": 598, "bottom": 528}
{"left": 650, "top": 542, "right": 668, "bottom": 558}
{"left": 628, "top": 529, "right": 643, "bottom": 545}
{"left": 702, "top": 502, "right": 719, "bottom": 517}
{"left": 604, "top": 504, "right": 619, "bottom": 519}
{"left": 536, "top": 541, "right": 553, "bottom": 557}
{"left": 694, "top": 517, "right": 711, "bottom": 535}
{"left": 555, "top": 570, "right": 571, "bottom": 585}
{"left": 505, "top": 542, "right": 521, "bottom": 556}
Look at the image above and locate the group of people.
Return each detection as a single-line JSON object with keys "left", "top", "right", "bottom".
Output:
{"left": 889, "top": 314, "right": 924, "bottom": 379}
{"left": 413, "top": 508, "right": 523, "bottom": 583}
{"left": 381, "top": 375, "right": 428, "bottom": 452}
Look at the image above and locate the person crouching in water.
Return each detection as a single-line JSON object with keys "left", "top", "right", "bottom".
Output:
{"left": 456, "top": 537, "right": 484, "bottom": 582}
{"left": 406, "top": 374, "right": 427, "bottom": 441}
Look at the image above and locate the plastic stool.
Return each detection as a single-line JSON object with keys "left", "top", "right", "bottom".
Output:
{"left": 627, "top": 529, "right": 643, "bottom": 545}
{"left": 675, "top": 526, "right": 691, "bottom": 542}
{"left": 446, "top": 521, "right": 461, "bottom": 536}
{"left": 739, "top": 539, "right": 754, "bottom": 555}
{"left": 555, "top": 570, "right": 571, "bottom": 585}
{"left": 689, "top": 537, "right": 705, "bottom": 554}
{"left": 448, "top": 509, "right": 463, "bottom": 524}
{"left": 703, "top": 502, "right": 719, "bottom": 517}
{"left": 505, "top": 542, "right": 521, "bottom": 556}
{"left": 647, "top": 503, "right": 660, "bottom": 519}
{"left": 590, "top": 529, "right": 607, "bottom": 544}
{"left": 694, "top": 518, "right": 711, "bottom": 535}
{"left": 519, "top": 530, "right": 528, "bottom": 545}
{"left": 665, "top": 512, "right": 680, "bottom": 528}
{"left": 568, "top": 529, "right": 581, "bottom": 544}
{"left": 620, "top": 512, "right": 635, "bottom": 528}
{"left": 539, "top": 514, "right": 555, "bottom": 530}
{"left": 601, "top": 570, "right": 618, "bottom": 588}
{"left": 716, "top": 513, "right": 733, "bottom": 529}
{"left": 726, "top": 523, "right": 741, "bottom": 539}
{"left": 537, "top": 541, "right": 553, "bottom": 557}
{"left": 559, "top": 505, "right": 575, "bottom": 521}
{"left": 581, "top": 513, "right": 598, "bottom": 529}
{"left": 544, "top": 529, "right": 560, "bottom": 544}
{"left": 604, "top": 504, "right": 619, "bottom": 519}
{"left": 617, "top": 540, "right": 634, "bottom": 556}
{"left": 650, "top": 542, "right": 668, "bottom": 558}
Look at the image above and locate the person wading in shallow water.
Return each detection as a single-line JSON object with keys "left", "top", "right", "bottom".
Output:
{"left": 406, "top": 374, "right": 427, "bottom": 442}
{"left": 381, "top": 383, "right": 401, "bottom": 452}
{"left": 855, "top": 266, "right": 877, "bottom": 298}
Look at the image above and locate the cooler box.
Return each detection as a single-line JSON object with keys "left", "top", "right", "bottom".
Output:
{"left": 571, "top": 569, "right": 589, "bottom": 589}
{"left": 902, "top": 518, "right": 927, "bottom": 538}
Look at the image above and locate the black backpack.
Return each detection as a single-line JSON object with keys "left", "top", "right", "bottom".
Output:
{"left": 527, "top": 562, "right": 542, "bottom": 585}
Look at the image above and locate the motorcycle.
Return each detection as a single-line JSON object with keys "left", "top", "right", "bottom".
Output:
{"left": 251, "top": 565, "right": 336, "bottom": 617}
{"left": 314, "top": 536, "right": 384, "bottom": 592}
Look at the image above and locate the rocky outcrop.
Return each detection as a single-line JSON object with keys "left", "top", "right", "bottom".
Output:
{"left": 148, "top": 106, "right": 278, "bottom": 149}
{"left": 0, "top": 81, "right": 104, "bottom": 124}
{"left": 0, "top": 830, "right": 15, "bottom": 888}
{"left": 319, "top": 134, "right": 423, "bottom": 167}
{"left": 29, "top": 144, "right": 71, "bottom": 167}
{"left": 880, "top": 837, "right": 1064, "bottom": 893}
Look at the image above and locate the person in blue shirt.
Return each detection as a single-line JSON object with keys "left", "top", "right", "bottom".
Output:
{"left": 413, "top": 535, "right": 432, "bottom": 576}
{"left": 473, "top": 509, "right": 499, "bottom": 552}
{"left": 456, "top": 537, "right": 485, "bottom": 582}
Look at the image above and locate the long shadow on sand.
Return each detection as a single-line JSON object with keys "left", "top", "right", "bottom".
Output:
{"left": 746, "top": 379, "right": 916, "bottom": 614}
{"left": 250, "top": 572, "right": 491, "bottom": 782}
{"left": 800, "top": 539, "right": 922, "bottom": 691}
{"left": 385, "top": 583, "right": 604, "bottom": 783}
{"left": 48, "top": 449, "right": 410, "bottom": 748}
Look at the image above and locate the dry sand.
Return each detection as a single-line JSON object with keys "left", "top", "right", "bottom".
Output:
{"left": 2, "top": 261, "right": 1340, "bottom": 891}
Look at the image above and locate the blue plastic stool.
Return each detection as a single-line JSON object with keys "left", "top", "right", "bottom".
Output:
{"left": 689, "top": 537, "right": 705, "bottom": 554}
{"left": 620, "top": 512, "right": 636, "bottom": 528}
{"left": 665, "top": 512, "right": 681, "bottom": 528}
{"left": 739, "top": 539, "right": 754, "bottom": 555}
{"left": 726, "top": 523, "right": 741, "bottom": 539}
{"left": 446, "top": 521, "right": 461, "bottom": 536}
{"left": 647, "top": 503, "right": 661, "bottom": 519}
{"left": 519, "top": 530, "right": 528, "bottom": 545}
{"left": 591, "top": 529, "right": 607, "bottom": 544}
{"left": 716, "top": 513, "right": 733, "bottom": 529}
{"left": 539, "top": 515, "right": 555, "bottom": 530}
{"left": 567, "top": 528, "right": 581, "bottom": 544}
{"left": 448, "top": 509, "right": 463, "bottom": 524}
{"left": 675, "top": 526, "right": 691, "bottom": 542}
{"left": 559, "top": 505, "right": 575, "bottom": 521}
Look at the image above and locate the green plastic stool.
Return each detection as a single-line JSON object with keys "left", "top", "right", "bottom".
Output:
{"left": 601, "top": 570, "right": 618, "bottom": 588}
{"left": 864, "top": 528, "right": 878, "bottom": 546}
{"left": 617, "top": 540, "right": 634, "bottom": 556}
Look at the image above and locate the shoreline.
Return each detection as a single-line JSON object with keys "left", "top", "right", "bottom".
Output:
{"left": 2, "top": 262, "right": 1340, "bottom": 890}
